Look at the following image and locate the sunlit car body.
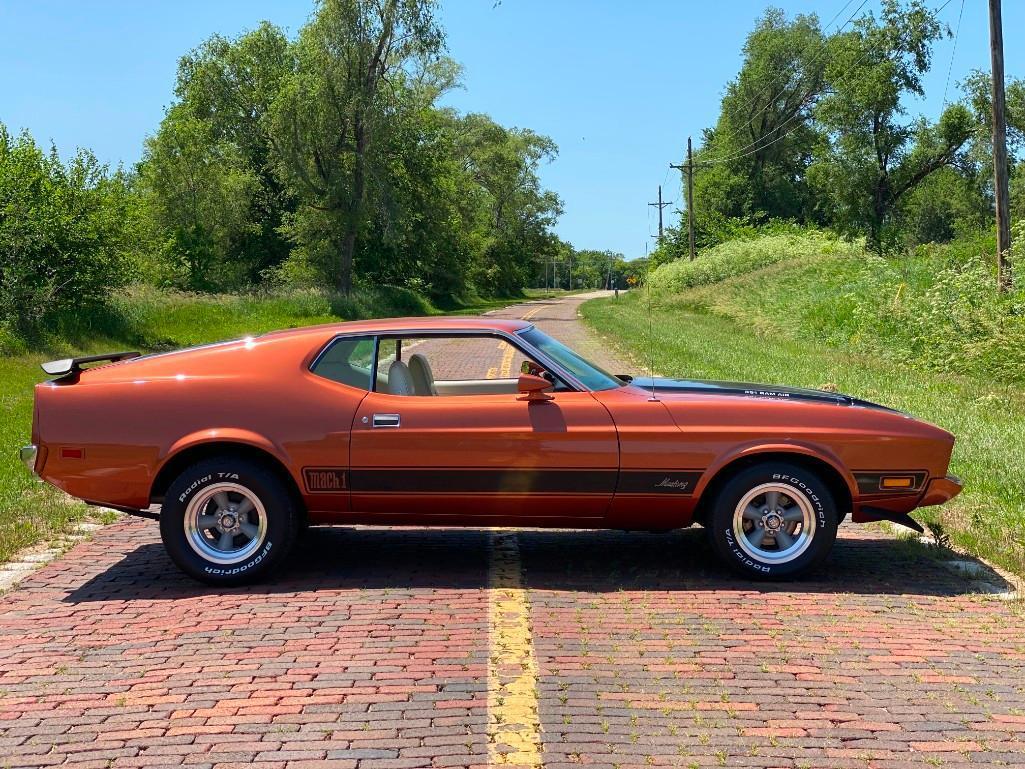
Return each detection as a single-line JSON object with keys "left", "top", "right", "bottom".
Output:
{"left": 23, "top": 316, "right": 962, "bottom": 583}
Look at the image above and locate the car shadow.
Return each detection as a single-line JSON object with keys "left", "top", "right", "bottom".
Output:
{"left": 63, "top": 525, "right": 1012, "bottom": 603}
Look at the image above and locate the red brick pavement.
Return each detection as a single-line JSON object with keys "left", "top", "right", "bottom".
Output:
{"left": 2, "top": 293, "right": 1024, "bottom": 768}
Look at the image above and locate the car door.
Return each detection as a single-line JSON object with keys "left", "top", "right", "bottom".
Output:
{"left": 347, "top": 333, "right": 619, "bottom": 523}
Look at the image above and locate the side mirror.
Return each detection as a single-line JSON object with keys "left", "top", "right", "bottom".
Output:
{"left": 517, "top": 373, "right": 554, "bottom": 402}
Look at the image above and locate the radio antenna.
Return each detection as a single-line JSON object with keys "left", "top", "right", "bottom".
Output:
{"left": 645, "top": 242, "right": 658, "bottom": 402}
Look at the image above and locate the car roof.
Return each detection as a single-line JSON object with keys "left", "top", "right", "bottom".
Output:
{"left": 260, "top": 315, "right": 533, "bottom": 342}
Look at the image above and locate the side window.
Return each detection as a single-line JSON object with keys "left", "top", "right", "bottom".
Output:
{"left": 310, "top": 336, "right": 375, "bottom": 391}
{"left": 374, "top": 335, "right": 563, "bottom": 396}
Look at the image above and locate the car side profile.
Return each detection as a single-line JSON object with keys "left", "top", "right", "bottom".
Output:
{"left": 21, "top": 317, "right": 962, "bottom": 583}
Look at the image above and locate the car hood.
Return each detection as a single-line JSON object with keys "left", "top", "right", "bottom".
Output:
{"left": 629, "top": 376, "right": 900, "bottom": 412}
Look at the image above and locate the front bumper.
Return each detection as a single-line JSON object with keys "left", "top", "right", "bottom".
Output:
{"left": 20, "top": 444, "right": 38, "bottom": 474}
{"left": 919, "top": 474, "right": 963, "bottom": 507}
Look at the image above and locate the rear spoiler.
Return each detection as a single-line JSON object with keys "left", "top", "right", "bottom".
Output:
{"left": 41, "top": 351, "right": 141, "bottom": 377}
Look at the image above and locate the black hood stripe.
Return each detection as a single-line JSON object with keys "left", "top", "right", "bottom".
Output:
{"left": 631, "top": 377, "right": 899, "bottom": 412}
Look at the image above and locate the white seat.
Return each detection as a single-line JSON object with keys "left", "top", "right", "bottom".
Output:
{"left": 386, "top": 360, "right": 416, "bottom": 396}
{"left": 408, "top": 353, "right": 437, "bottom": 396}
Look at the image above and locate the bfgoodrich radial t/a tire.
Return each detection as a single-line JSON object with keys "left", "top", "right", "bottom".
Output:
{"left": 707, "top": 462, "right": 838, "bottom": 579}
{"left": 160, "top": 457, "right": 300, "bottom": 585}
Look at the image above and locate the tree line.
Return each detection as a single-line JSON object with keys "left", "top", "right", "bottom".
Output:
{"left": 654, "top": 0, "right": 1024, "bottom": 265}
{"left": 2, "top": 0, "right": 620, "bottom": 342}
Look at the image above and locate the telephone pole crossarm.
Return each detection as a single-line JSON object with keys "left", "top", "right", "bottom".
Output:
{"left": 648, "top": 184, "right": 673, "bottom": 243}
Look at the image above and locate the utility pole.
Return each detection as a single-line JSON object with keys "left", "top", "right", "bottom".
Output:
{"left": 989, "top": 0, "right": 1012, "bottom": 291}
{"left": 648, "top": 185, "right": 671, "bottom": 243}
{"left": 670, "top": 136, "right": 697, "bottom": 260}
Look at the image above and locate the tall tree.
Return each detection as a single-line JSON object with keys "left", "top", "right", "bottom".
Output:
{"left": 140, "top": 107, "right": 260, "bottom": 290}
{"left": 270, "top": 0, "right": 443, "bottom": 294}
{"left": 809, "top": 0, "right": 973, "bottom": 254}
{"left": 695, "top": 9, "right": 828, "bottom": 226}
{"left": 173, "top": 22, "right": 295, "bottom": 280}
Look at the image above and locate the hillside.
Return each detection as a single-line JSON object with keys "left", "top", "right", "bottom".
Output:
{"left": 584, "top": 233, "right": 1025, "bottom": 576}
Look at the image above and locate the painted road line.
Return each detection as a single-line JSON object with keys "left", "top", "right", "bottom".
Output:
{"left": 521, "top": 305, "right": 543, "bottom": 320}
{"left": 487, "top": 531, "right": 543, "bottom": 766}
{"left": 499, "top": 343, "right": 515, "bottom": 379}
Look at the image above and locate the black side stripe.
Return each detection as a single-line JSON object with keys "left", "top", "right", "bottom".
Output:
{"left": 348, "top": 468, "right": 703, "bottom": 495}
{"left": 616, "top": 470, "right": 702, "bottom": 495}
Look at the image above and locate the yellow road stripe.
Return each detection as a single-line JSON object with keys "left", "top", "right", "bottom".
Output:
{"left": 499, "top": 344, "right": 515, "bottom": 379}
{"left": 487, "top": 531, "right": 542, "bottom": 766}
{"left": 520, "top": 306, "right": 542, "bottom": 320}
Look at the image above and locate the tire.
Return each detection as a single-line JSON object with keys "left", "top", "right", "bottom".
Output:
{"left": 706, "top": 462, "right": 838, "bottom": 579}
{"left": 159, "top": 457, "right": 300, "bottom": 585}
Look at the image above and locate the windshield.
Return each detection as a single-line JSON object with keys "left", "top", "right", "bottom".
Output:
{"left": 518, "top": 327, "right": 624, "bottom": 392}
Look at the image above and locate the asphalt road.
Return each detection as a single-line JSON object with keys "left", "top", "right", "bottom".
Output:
{"left": 1, "top": 291, "right": 1024, "bottom": 769}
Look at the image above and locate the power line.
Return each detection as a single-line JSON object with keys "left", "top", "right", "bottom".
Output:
{"left": 941, "top": 0, "right": 966, "bottom": 106}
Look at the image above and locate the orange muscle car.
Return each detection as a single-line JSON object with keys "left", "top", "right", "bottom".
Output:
{"left": 21, "top": 317, "right": 962, "bottom": 583}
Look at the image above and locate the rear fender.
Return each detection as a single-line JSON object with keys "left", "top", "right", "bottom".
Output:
{"left": 159, "top": 428, "right": 299, "bottom": 492}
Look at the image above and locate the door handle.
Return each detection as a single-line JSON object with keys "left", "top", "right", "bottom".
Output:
{"left": 372, "top": 413, "right": 401, "bottom": 428}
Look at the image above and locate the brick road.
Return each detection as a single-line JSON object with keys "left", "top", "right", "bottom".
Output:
{"left": 2, "top": 292, "right": 1025, "bottom": 768}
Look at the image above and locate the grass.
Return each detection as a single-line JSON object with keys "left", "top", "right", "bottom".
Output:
{"left": 646, "top": 229, "right": 862, "bottom": 295}
{"left": 0, "top": 283, "right": 524, "bottom": 564}
{"left": 582, "top": 267, "right": 1025, "bottom": 577}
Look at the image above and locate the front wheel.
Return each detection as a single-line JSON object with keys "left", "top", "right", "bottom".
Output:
{"left": 160, "top": 457, "right": 300, "bottom": 585}
{"left": 707, "top": 462, "right": 838, "bottom": 579}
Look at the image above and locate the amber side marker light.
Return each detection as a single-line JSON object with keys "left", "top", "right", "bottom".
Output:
{"left": 880, "top": 476, "right": 915, "bottom": 490}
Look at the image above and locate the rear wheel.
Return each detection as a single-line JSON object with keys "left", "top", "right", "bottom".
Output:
{"left": 706, "top": 462, "right": 838, "bottom": 578}
{"left": 160, "top": 457, "right": 299, "bottom": 585}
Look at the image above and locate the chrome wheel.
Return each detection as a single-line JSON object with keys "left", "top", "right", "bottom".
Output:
{"left": 183, "top": 482, "right": 268, "bottom": 565}
{"left": 732, "top": 482, "right": 816, "bottom": 565}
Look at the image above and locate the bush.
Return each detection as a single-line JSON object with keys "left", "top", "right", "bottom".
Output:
{"left": 0, "top": 124, "right": 137, "bottom": 339}
{"left": 647, "top": 228, "right": 860, "bottom": 295}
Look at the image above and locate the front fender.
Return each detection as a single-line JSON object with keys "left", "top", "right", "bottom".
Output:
{"left": 693, "top": 441, "right": 857, "bottom": 501}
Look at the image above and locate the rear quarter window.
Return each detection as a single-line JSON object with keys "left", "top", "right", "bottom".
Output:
{"left": 310, "top": 336, "right": 375, "bottom": 390}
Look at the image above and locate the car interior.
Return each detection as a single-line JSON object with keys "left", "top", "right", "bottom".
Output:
{"left": 311, "top": 334, "right": 566, "bottom": 396}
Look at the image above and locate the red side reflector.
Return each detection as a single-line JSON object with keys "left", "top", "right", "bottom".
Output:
{"left": 60, "top": 447, "right": 84, "bottom": 460}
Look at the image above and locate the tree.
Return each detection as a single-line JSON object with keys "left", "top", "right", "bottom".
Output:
{"left": 172, "top": 22, "right": 295, "bottom": 281}
{"left": 961, "top": 69, "right": 1025, "bottom": 222}
{"left": 808, "top": 0, "right": 973, "bottom": 254}
{"left": 269, "top": 0, "right": 443, "bottom": 294}
{"left": 139, "top": 107, "right": 259, "bottom": 290}
{"left": 695, "top": 9, "right": 828, "bottom": 227}
{"left": 454, "top": 113, "right": 562, "bottom": 295}
{"left": 0, "top": 124, "right": 136, "bottom": 334}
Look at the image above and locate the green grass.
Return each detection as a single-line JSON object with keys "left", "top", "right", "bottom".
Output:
{"left": 582, "top": 276, "right": 1025, "bottom": 577}
{"left": 646, "top": 229, "right": 863, "bottom": 294}
{"left": 0, "top": 283, "right": 523, "bottom": 563}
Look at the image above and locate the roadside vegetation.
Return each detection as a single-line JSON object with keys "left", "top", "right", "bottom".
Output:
{"left": 584, "top": 231, "right": 1025, "bottom": 576}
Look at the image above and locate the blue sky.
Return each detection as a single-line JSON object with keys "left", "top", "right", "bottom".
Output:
{"left": 1, "top": 1, "right": 1020, "bottom": 258}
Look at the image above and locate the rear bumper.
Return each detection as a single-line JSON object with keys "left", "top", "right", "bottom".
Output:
{"left": 919, "top": 474, "right": 963, "bottom": 507}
